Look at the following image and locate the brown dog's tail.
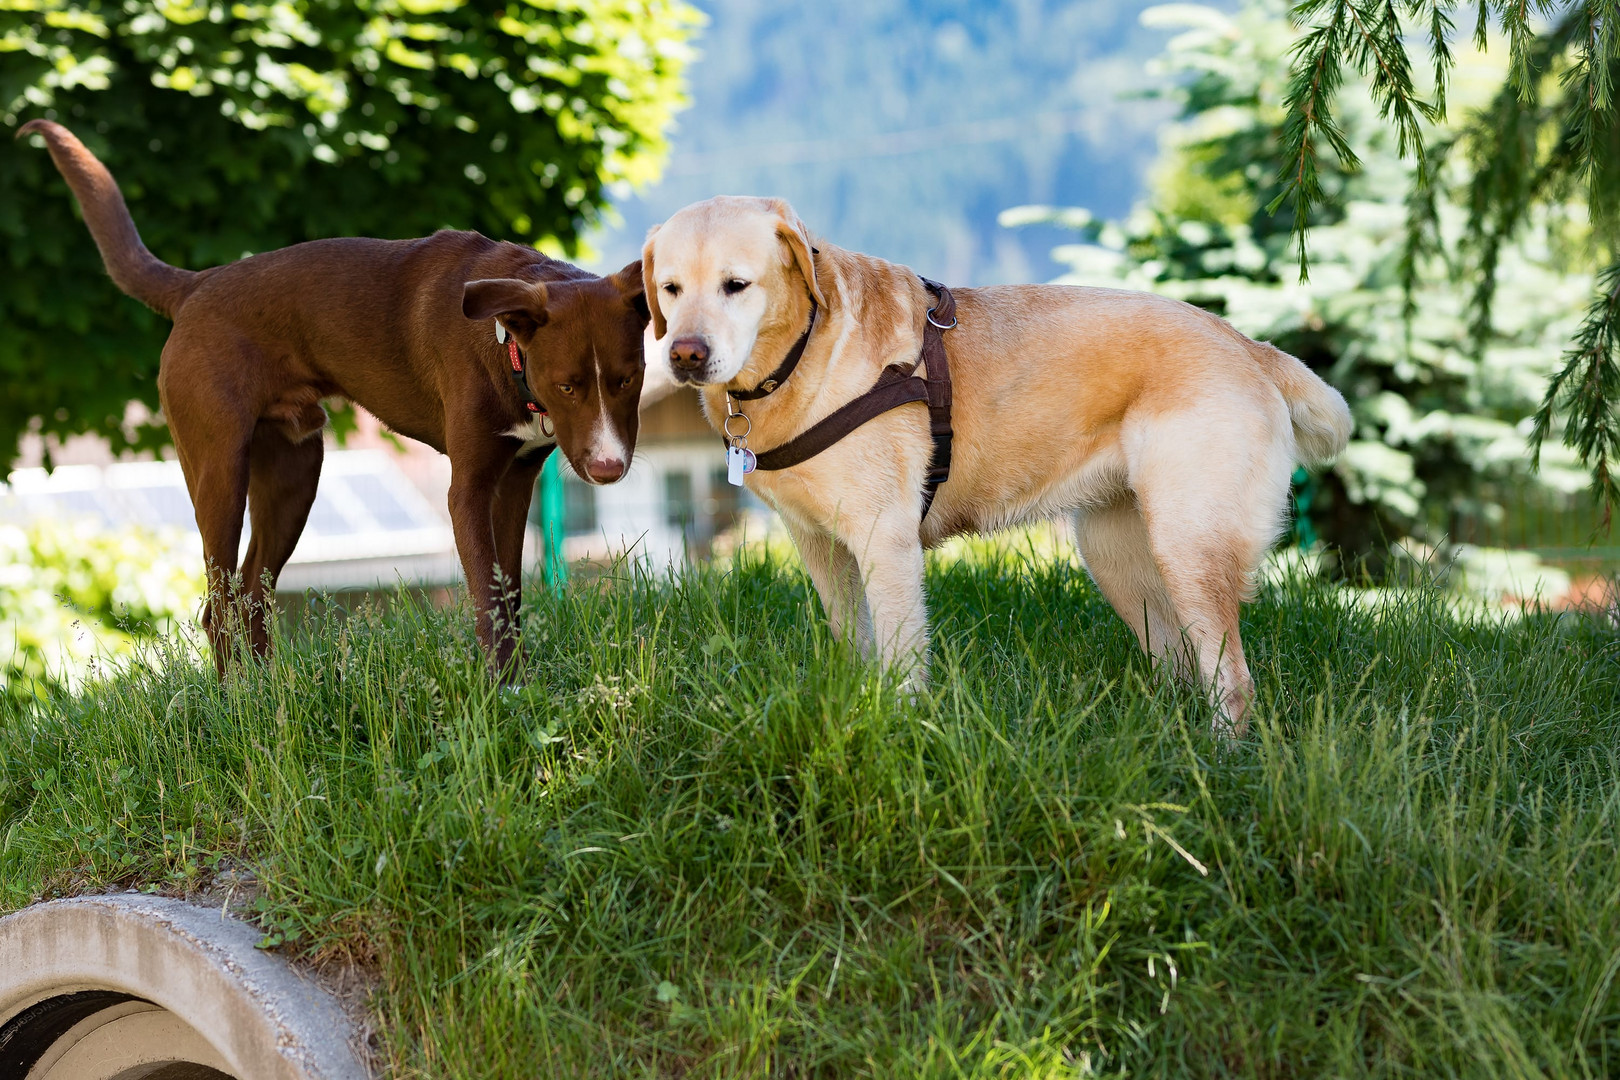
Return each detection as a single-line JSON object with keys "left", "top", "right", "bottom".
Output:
{"left": 18, "top": 119, "right": 197, "bottom": 318}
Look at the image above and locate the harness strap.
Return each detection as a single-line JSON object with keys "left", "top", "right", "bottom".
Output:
{"left": 916, "top": 277, "right": 955, "bottom": 520}
{"left": 752, "top": 365, "right": 929, "bottom": 471}
{"left": 748, "top": 279, "right": 956, "bottom": 521}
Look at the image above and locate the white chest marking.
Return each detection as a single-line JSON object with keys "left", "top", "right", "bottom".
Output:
{"left": 505, "top": 416, "right": 555, "bottom": 454}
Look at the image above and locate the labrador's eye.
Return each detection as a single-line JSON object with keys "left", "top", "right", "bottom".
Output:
{"left": 662, "top": 283, "right": 681, "bottom": 297}
{"left": 723, "top": 279, "right": 751, "bottom": 296}
{"left": 557, "top": 384, "right": 575, "bottom": 396}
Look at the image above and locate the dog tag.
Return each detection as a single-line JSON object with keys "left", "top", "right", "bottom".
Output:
{"left": 727, "top": 445, "right": 748, "bottom": 486}
{"left": 494, "top": 321, "right": 508, "bottom": 344}
{"left": 742, "top": 448, "right": 757, "bottom": 474}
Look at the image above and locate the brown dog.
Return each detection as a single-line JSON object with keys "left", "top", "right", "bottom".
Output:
{"left": 21, "top": 120, "right": 649, "bottom": 673}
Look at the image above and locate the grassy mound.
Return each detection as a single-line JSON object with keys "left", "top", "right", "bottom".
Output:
{"left": 3, "top": 551, "right": 1617, "bottom": 1077}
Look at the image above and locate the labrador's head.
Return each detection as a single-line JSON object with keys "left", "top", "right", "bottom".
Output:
{"left": 463, "top": 261, "right": 649, "bottom": 484}
{"left": 642, "top": 196, "right": 824, "bottom": 387}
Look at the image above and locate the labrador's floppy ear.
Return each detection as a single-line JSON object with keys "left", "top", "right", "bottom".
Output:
{"left": 640, "top": 224, "right": 665, "bottom": 339}
{"left": 769, "top": 199, "right": 826, "bottom": 310}
{"left": 612, "top": 258, "right": 650, "bottom": 326}
{"left": 463, "top": 278, "right": 549, "bottom": 339}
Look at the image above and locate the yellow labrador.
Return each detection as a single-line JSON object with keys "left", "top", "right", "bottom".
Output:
{"left": 642, "top": 196, "right": 1350, "bottom": 734}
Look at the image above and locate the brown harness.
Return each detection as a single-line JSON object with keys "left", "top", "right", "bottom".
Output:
{"left": 727, "top": 277, "right": 956, "bottom": 520}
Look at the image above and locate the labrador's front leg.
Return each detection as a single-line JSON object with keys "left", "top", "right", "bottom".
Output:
{"left": 783, "top": 516, "right": 874, "bottom": 657}
{"left": 848, "top": 518, "right": 929, "bottom": 689}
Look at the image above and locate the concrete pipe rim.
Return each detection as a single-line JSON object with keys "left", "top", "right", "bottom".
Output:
{"left": 0, "top": 894, "right": 371, "bottom": 1080}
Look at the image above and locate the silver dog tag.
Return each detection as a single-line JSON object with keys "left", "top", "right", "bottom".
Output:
{"left": 727, "top": 445, "right": 747, "bottom": 486}
{"left": 494, "top": 321, "right": 508, "bottom": 344}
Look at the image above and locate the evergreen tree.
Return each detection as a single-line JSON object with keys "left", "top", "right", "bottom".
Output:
{"left": 1005, "top": 0, "right": 1593, "bottom": 570}
{"left": 1269, "top": 0, "right": 1620, "bottom": 522}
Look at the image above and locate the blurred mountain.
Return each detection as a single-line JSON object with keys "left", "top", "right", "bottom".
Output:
{"left": 585, "top": 0, "right": 1213, "bottom": 285}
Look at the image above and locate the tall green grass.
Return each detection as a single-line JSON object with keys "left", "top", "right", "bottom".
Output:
{"left": 2, "top": 549, "right": 1617, "bottom": 1077}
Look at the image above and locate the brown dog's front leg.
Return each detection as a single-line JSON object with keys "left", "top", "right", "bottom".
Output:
{"left": 446, "top": 450, "right": 517, "bottom": 675}
{"left": 491, "top": 453, "right": 545, "bottom": 652}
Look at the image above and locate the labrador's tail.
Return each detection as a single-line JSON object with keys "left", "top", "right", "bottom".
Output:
{"left": 1248, "top": 338, "right": 1352, "bottom": 465}
{"left": 18, "top": 119, "right": 198, "bottom": 318}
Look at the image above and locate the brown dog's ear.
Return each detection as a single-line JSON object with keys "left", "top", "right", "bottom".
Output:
{"left": 641, "top": 224, "right": 665, "bottom": 339}
{"left": 770, "top": 200, "right": 826, "bottom": 310}
{"left": 612, "top": 259, "right": 650, "bottom": 326}
{"left": 463, "top": 278, "right": 549, "bottom": 339}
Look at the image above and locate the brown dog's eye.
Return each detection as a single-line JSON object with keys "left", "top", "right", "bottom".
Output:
{"left": 723, "top": 279, "right": 751, "bottom": 296}
{"left": 557, "top": 384, "right": 575, "bottom": 396}
{"left": 619, "top": 376, "right": 633, "bottom": 390}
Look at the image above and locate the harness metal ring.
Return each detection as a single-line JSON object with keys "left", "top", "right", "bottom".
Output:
{"left": 723, "top": 412, "right": 751, "bottom": 440}
{"left": 927, "top": 308, "right": 957, "bottom": 331}
{"left": 540, "top": 413, "right": 555, "bottom": 438}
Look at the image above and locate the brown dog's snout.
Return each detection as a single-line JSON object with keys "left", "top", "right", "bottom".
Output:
{"left": 584, "top": 455, "right": 626, "bottom": 484}
{"left": 668, "top": 336, "right": 710, "bottom": 373}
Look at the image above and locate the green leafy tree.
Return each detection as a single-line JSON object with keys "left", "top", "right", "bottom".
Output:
{"left": 1270, "top": 0, "right": 1620, "bottom": 521}
{"left": 0, "top": 0, "right": 697, "bottom": 464}
{"left": 1005, "top": 1, "right": 1593, "bottom": 571}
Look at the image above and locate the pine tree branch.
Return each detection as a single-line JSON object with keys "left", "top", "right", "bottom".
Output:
{"left": 1272, "top": 3, "right": 1359, "bottom": 280}
{"left": 1401, "top": 136, "right": 1455, "bottom": 330}
{"left": 1346, "top": 0, "right": 1439, "bottom": 158}
{"left": 1282, "top": 0, "right": 1620, "bottom": 510}
{"left": 1562, "top": 0, "right": 1619, "bottom": 215}
{"left": 1531, "top": 259, "right": 1620, "bottom": 529}
{"left": 1494, "top": 0, "right": 1544, "bottom": 98}
{"left": 1460, "top": 16, "right": 1579, "bottom": 356}
{"left": 1406, "top": 0, "right": 1457, "bottom": 116}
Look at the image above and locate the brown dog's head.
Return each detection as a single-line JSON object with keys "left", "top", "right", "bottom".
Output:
{"left": 642, "top": 196, "right": 824, "bottom": 387}
{"left": 463, "top": 261, "right": 649, "bottom": 484}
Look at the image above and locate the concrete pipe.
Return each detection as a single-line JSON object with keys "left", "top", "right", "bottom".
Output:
{"left": 0, "top": 894, "right": 370, "bottom": 1080}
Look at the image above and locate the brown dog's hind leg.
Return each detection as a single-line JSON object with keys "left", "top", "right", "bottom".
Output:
{"left": 161, "top": 331, "right": 271, "bottom": 675}
{"left": 241, "top": 424, "right": 324, "bottom": 657}
{"left": 172, "top": 433, "right": 252, "bottom": 677}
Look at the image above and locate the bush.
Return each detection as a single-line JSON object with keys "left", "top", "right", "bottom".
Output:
{"left": 0, "top": 519, "right": 202, "bottom": 698}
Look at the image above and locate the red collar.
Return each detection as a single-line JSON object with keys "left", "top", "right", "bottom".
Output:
{"left": 505, "top": 337, "right": 546, "bottom": 417}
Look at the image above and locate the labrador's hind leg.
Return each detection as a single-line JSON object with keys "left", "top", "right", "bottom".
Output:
{"left": 1130, "top": 412, "right": 1294, "bottom": 737}
{"left": 1074, "top": 501, "right": 1187, "bottom": 677}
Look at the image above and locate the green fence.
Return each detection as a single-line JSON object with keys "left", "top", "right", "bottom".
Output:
{"left": 1435, "top": 488, "right": 1620, "bottom": 574}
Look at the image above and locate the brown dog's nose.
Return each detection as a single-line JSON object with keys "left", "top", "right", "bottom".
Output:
{"left": 668, "top": 337, "right": 709, "bottom": 373}
{"left": 584, "top": 456, "right": 626, "bottom": 484}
